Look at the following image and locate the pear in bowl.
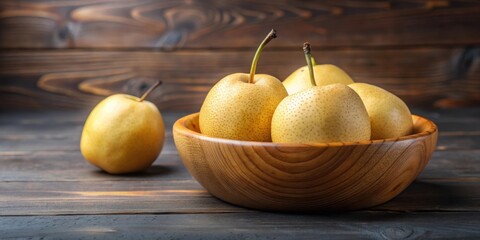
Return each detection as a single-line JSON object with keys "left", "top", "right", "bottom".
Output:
{"left": 174, "top": 43, "right": 437, "bottom": 212}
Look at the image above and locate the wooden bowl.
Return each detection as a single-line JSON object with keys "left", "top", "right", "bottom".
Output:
{"left": 173, "top": 113, "right": 438, "bottom": 212}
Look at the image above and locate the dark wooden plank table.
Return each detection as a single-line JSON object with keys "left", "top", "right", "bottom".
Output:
{"left": 0, "top": 108, "right": 479, "bottom": 239}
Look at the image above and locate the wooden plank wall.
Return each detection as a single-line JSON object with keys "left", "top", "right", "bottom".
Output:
{"left": 0, "top": 0, "right": 479, "bottom": 110}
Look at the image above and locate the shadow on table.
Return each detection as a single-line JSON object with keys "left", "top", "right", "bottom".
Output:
{"left": 376, "top": 180, "right": 475, "bottom": 212}
{"left": 91, "top": 165, "right": 176, "bottom": 179}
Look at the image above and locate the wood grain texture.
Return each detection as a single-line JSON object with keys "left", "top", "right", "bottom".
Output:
{"left": 0, "top": 180, "right": 244, "bottom": 216}
{"left": 173, "top": 113, "right": 438, "bottom": 212}
{"left": 1, "top": 212, "right": 480, "bottom": 239}
{"left": 0, "top": 110, "right": 479, "bottom": 223}
{"left": 0, "top": 111, "right": 478, "bottom": 182}
{"left": 2, "top": 176, "right": 480, "bottom": 215}
{"left": 1, "top": 47, "right": 478, "bottom": 110}
{"left": 1, "top": 0, "right": 480, "bottom": 49}
{"left": 2, "top": 148, "right": 480, "bottom": 183}
{"left": 1, "top": 0, "right": 479, "bottom": 110}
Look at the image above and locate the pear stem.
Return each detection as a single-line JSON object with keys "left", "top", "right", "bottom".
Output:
{"left": 249, "top": 29, "right": 277, "bottom": 83}
{"left": 311, "top": 56, "right": 317, "bottom": 66}
{"left": 303, "top": 42, "right": 316, "bottom": 87}
{"left": 139, "top": 80, "right": 162, "bottom": 102}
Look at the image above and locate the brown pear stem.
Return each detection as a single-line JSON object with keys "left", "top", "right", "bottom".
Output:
{"left": 139, "top": 80, "right": 162, "bottom": 102}
{"left": 249, "top": 29, "right": 277, "bottom": 83}
{"left": 303, "top": 42, "right": 316, "bottom": 87}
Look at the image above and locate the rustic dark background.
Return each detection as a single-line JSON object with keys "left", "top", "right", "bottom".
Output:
{"left": 1, "top": 0, "right": 479, "bottom": 110}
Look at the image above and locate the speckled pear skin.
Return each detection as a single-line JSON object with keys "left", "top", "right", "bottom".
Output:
{"left": 349, "top": 83, "right": 413, "bottom": 140}
{"left": 200, "top": 73, "right": 288, "bottom": 142}
{"left": 80, "top": 94, "right": 165, "bottom": 174}
{"left": 271, "top": 84, "right": 371, "bottom": 143}
{"left": 283, "top": 64, "right": 354, "bottom": 95}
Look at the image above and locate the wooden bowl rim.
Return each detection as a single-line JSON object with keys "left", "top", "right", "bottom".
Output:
{"left": 173, "top": 112, "right": 438, "bottom": 147}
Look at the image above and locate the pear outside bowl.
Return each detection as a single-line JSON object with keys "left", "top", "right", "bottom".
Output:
{"left": 173, "top": 113, "right": 438, "bottom": 212}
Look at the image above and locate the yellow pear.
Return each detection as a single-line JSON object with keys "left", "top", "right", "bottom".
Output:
{"left": 272, "top": 43, "right": 370, "bottom": 143}
{"left": 283, "top": 62, "right": 354, "bottom": 95}
{"left": 349, "top": 83, "right": 413, "bottom": 140}
{"left": 199, "top": 29, "right": 288, "bottom": 141}
{"left": 80, "top": 81, "right": 165, "bottom": 174}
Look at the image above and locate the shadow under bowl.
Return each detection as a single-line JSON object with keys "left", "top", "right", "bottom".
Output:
{"left": 173, "top": 113, "right": 438, "bottom": 212}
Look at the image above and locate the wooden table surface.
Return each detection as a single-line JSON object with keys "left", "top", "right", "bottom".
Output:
{"left": 1, "top": 108, "right": 479, "bottom": 239}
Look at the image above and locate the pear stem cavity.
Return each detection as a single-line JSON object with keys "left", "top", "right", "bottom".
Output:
{"left": 139, "top": 80, "right": 162, "bottom": 102}
{"left": 303, "top": 42, "right": 316, "bottom": 87}
{"left": 249, "top": 29, "right": 277, "bottom": 84}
